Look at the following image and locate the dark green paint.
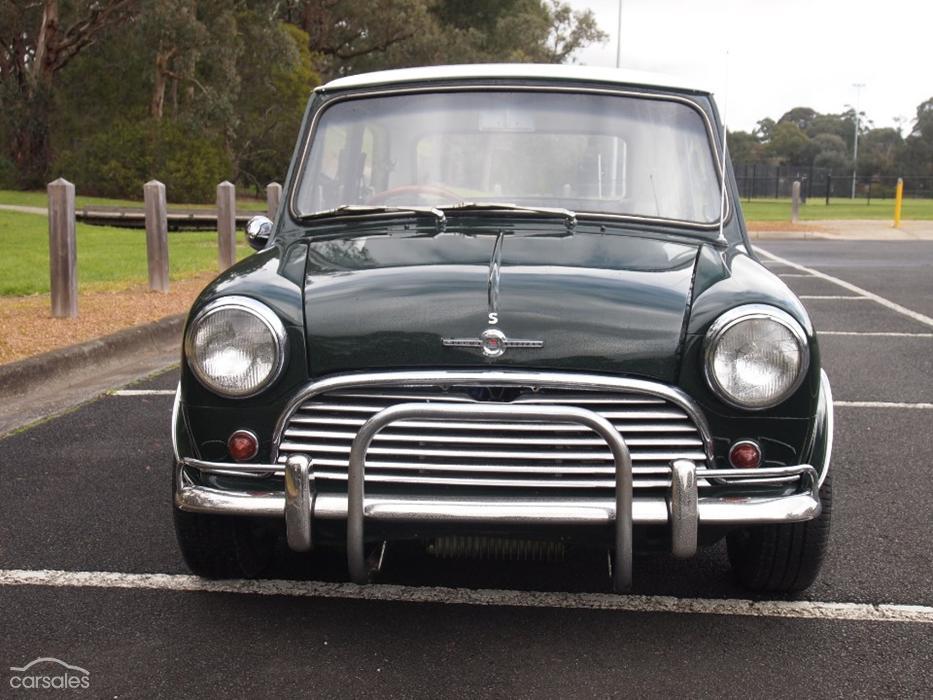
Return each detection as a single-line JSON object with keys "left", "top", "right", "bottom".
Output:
{"left": 175, "top": 74, "right": 829, "bottom": 487}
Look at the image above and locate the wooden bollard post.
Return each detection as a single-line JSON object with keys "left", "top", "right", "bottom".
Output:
{"left": 217, "top": 181, "right": 236, "bottom": 270}
{"left": 266, "top": 182, "right": 282, "bottom": 220}
{"left": 791, "top": 180, "right": 801, "bottom": 224}
{"left": 48, "top": 178, "right": 78, "bottom": 318}
{"left": 144, "top": 180, "right": 169, "bottom": 292}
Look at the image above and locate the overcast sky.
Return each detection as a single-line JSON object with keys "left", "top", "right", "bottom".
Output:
{"left": 568, "top": 0, "right": 932, "bottom": 134}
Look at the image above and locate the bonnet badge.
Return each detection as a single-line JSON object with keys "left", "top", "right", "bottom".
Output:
{"left": 442, "top": 327, "right": 544, "bottom": 358}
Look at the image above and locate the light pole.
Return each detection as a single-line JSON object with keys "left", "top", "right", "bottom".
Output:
{"left": 615, "top": 0, "right": 622, "bottom": 68}
{"left": 850, "top": 82, "right": 865, "bottom": 199}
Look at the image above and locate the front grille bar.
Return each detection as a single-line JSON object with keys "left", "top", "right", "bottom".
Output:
{"left": 346, "top": 402, "right": 634, "bottom": 593}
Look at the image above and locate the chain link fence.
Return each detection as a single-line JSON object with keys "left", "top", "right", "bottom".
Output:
{"left": 733, "top": 164, "right": 933, "bottom": 201}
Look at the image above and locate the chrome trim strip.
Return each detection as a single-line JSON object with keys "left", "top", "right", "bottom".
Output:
{"left": 488, "top": 232, "right": 503, "bottom": 317}
{"left": 345, "top": 402, "right": 633, "bottom": 591}
{"left": 284, "top": 455, "right": 313, "bottom": 552}
{"left": 289, "top": 85, "right": 731, "bottom": 234}
{"left": 819, "top": 369, "right": 834, "bottom": 488}
{"left": 183, "top": 295, "right": 288, "bottom": 399}
{"left": 174, "top": 463, "right": 820, "bottom": 526}
{"left": 270, "top": 370, "right": 716, "bottom": 466}
{"left": 171, "top": 383, "right": 182, "bottom": 463}
{"left": 703, "top": 304, "right": 811, "bottom": 411}
{"left": 670, "top": 460, "right": 698, "bottom": 558}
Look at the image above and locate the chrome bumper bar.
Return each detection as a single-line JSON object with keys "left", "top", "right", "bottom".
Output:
{"left": 176, "top": 468, "right": 820, "bottom": 525}
{"left": 175, "top": 403, "right": 821, "bottom": 592}
{"left": 347, "top": 403, "right": 633, "bottom": 590}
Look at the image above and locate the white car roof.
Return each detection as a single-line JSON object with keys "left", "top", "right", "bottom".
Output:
{"left": 320, "top": 63, "right": 710, "bottom": 95}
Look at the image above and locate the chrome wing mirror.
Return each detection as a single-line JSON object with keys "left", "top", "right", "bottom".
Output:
{"left": 245, "top": 215, "right": 273, "bottom": 251}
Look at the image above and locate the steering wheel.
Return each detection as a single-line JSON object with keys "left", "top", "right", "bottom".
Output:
{"left": 366, "top": 184, "right": 461, "bottom": 205}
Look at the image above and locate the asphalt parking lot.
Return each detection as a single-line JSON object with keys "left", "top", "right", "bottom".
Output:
{"left": 1, "top": 240, "right": 931, "bottom": 697}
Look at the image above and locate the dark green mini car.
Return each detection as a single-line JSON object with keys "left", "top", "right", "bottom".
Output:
{"left": 173, "top": 64, "right": 832, "bottom": 593}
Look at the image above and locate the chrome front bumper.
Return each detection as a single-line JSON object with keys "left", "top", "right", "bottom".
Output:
{"left": 174, "top": 400, "right": 822, "bottom": 592}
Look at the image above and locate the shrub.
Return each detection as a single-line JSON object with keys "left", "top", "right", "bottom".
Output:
{"left": 54, "top": 120, "right": 231, "bottom": 202}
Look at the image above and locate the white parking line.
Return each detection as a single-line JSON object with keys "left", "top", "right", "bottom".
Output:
{"left": 0, "top": 569, "right": 931, "bottom": 624}
{"left": 778, "top": 273, "right": 815, "bottom": 278}
{"left": 798, "top": 295, "right": 869, "bottom": 300}
{"left": 755, "top": 247, "right": 933, "bottom": 330}
{"left": 821, "top": 331, "right": 933, "bottom": 338}
{"left": 834, "top": 401, "right": 933, "bottom": 409}
{"left": 111, "top": 389, "right": 176, "bottom": 396}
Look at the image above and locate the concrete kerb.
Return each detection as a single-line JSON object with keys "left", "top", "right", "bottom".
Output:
{"left": 0, "top": 314, "right": 184, "bottom": 397}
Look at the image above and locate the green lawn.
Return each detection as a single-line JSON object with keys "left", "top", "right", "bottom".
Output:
{"left": 0, "top": 209, "right": 249, "bottom": 296}
{"left": 0, "top": 189, "right": 267, "bottom": 211}
{"left": 741, "top": 197, "right": 933, "bottom": 221}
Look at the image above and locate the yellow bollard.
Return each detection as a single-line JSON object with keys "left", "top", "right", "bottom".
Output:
{"left": 893, "top": 177, "right": 904, "bottom": 228}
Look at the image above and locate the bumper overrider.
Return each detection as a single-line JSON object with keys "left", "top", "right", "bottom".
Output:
{"left": 174, "top": 371, "right": 831, "bottom": 592}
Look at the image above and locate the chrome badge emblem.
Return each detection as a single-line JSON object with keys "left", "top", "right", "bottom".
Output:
{"left": 442, "top": 328, "right": 544, "bottom": 358}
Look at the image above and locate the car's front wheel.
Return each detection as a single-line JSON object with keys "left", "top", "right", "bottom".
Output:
{"left": 727, "top": 470, "right": 832, "bottom": 593}
{"left": 173, "top": 506, "right": 278, "bottom": 578}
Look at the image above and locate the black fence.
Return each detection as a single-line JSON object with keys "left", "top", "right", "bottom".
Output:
{"left": 733, "top": 164, "right": 933, "bottom": 201}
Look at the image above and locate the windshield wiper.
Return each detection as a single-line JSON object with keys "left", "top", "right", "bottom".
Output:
{"left": 301, "top": 204, "right": 446, "bottom": 230}
{"left": 440, "top": 202, "right": 576, "bottom": 231}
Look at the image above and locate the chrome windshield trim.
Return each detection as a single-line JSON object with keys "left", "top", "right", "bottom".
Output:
{"left": 288, "top": 84, "right": 730, "bottom": 235}
{"left": 270, "top": 369, "right": 715, "bottom": 465}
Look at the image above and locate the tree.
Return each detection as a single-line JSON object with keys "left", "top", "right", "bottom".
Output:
{"left": 280, "top": 0, "right": 607, "bottom": 79}
{"left": 811, "top": 133, "right": 849, "bottom": 171}
{"left": 727, "top": 130, "right": 762, "bottom": 165}
{"left": 234, "top": 21, "right": 319, "bottom": 188}
{"left": 754, "top": 118, "right": 776, "bottom": 144}
{"left": 779, "top": 107, "right": 818, "bottom": 132}
{"left": 0, "top": 0, "right": 138, "bottom": 186}
{"left": 282, "top": 0, "right": 435, "bottom": 78}
{"left": 858, "top": 128, "right": 901, "bottom": 176}
{"left": 900, "top": 97, "right": 933, "bottom": 177}
{"left": 541, "top": 0, "right": 607, "bottom": 63}
{"left": 767, "top": 122, "right": 813, "bottom": 165}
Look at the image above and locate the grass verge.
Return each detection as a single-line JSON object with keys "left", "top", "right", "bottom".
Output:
{"left": 0, "top": 209, "right": 249, "bottom": 296}
{"left": 741, "top": 197, "right": 933, "bottom": 221}
{"left": 0, "top": 188, "right": 267, "bottom": 211}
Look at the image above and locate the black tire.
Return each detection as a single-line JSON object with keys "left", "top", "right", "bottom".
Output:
{"left": 173, "top": 506, "right": 278, "bottom": 579}
{"left": 727, "top": 470, "right": 832, "bottom": 593}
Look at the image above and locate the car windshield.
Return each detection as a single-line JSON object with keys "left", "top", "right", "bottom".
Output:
{"left": 294, "top": 90, "right": 723, "bottom": 225}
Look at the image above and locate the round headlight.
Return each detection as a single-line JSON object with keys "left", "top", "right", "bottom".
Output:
{"left": 185, "top": 296, "right": 286, "bottom": 398}
{"left": 704, "top": 305, "right": 809, "bottom": 410}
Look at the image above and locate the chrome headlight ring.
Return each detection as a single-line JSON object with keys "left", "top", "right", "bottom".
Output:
{"left": 184, "top": 295, "right": 287, "bottom": 398}
{"left": 703, "top": 304, "right": 810, "bottom": 411}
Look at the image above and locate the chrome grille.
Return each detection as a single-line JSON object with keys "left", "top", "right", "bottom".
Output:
{"left": 276, "top": 383, "right": 710, "bottom": 491}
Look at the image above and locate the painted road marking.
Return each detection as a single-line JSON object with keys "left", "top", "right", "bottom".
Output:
{"left": 111, "top": 389, "right": 176, "bottom": 396}
{"left": 834, "top": 401, "right": 933, "bottom": 409}
{"left": 755, "top": 247, "right": 933, "bottom": 330}
{"left": 798, "top": 295, "right": 869, "bottom": 300}
{"left": 821, "top": 331, "right": 933, "bottom": 338}
{"left": 0, "top": 569, "right": 931, "bottom": 624}
{"left": 778, "top": 273, "right": 814, "bottom": 278}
